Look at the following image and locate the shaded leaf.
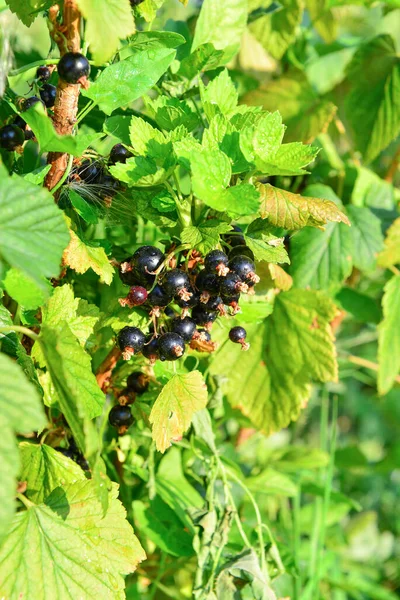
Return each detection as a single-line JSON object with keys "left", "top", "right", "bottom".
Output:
{"left": 378, "top": 275, "right": 400, "bottom": 395}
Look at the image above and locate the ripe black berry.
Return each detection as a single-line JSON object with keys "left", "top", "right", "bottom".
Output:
{"left": 23, "top": 96, "right": 44, "bottom": 111}
{"left": 132, "top": 245, "right": 165, "bottom": 278}
{"left": 36, "top": 65, "right": 51, "bottom": 81}
{"left": 58, "top": 52, "right": 90, "bottom": 84}
{"left": 147, "top": 284, "right": 172, "bottom": 307}
{"left": 204, "top": 250, "right": 229, "bottom": 276}
{"left": 195, "top": 270, "right": 220, "bottom": 300}
{"left": 127, "top": 371, "right": 150, "bottom": 394}
{"left": 196, "top": 328, "right": 211, "bottom": 342}
{"left": 0, "top": 125, "right": 24, "bottom": 150}
{"left": 158, "top": 332, "right": 185, "bottom": 361}
{"left": 229, "top": 245, "right": 255, "bottom": 261}
{"left": 222, "top": 225, "right": 245, "bottom": 247}
{"left": 142, "top": 335, "right": 159, "bottom": 362}
{"left": 176, "top": 287, "right": 200, "bottom": 309}
{"left": 228, "top": 255, "right": 259, "bottom": 285}
{"left": 55, "top": 446, "right": 76, "bottom": 460}
{"left": 220, "top": 272, "right": 248, "bottom": 296}
{"left": 162, "top": 269, "right": 192, "bottom": 300}
{"left": 13, "top": 115, "right": 26, "bottom": 130}
{"left": 109, "top": 143, "right": 133, "bottom": 165}
{"left": 108, "top": 404, "right": 134, "bottom": 428}
{"left": 117, "top": 326, "right": 146, "bottom": 360}
{"left": 77, "top": 160, "right": 101, "bottom": 183}
{"left": 119, "top": 257, "right": 140, "bottom": 286}
{"left": 24, "top": 129, "right": 35, "bottom": 141}
{"left": 192, "top": 305, "right": 218, "bottom": 328}
{"left": 206, "top": 296, "right": 225, "bottom": 314}
{"left": 171, "top": 317, "right": 196, "bottom": 342}
{"left": 97, "top": 174, "right": 120, "bottom": 199}
{"left": 229, "top": 326, "right": 249, "bottom": 350}
{"left": 40, "top": 83, "right": 57, "bottom": 108}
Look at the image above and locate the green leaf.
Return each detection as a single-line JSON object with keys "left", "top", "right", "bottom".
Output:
{"left": 351, "top": 166, "right": 395, "bottom": 210}
{"left": 181, "top": 220, "right": 231, "bottom": 254}
{"left": 22, "top": 164, "right": 51, "bottom": 185}
{"left": 346, "top": 206, "right": 384, "bottom": 272}
{"left": 192, "top": 0, "right": 248, "bottom": 65}
{"left": 20, "top": 442, "right": 86, "bottom": 504}
{"left": 135, "top": 0, "right": 166, "bottom": 21}
{"left": 249, "top": 0, "right": 302, "bottom": 60}
{"left": 178, "top": 43, "right": 224, "bottom": 79}
{"left": 4, "top": 0, "right": 51, "bottom": 26}
{"left": 247, "top": 468, "right": 298, "bottom": 496}
{"left": 69, "top": 189, "right": 99, "bottom": 224}
{"left": 259, "top": 142, "right": 319, "bottom": 176}
{"left": 210, "top": 289, "right": 338, "bottom": 433}
{"left": 149, "top": 371, "right": 208, "bottom": 453}
{"left": 245, "top": 219, "right": 289, "bottom": 264}
{"left": 240, "top": 111, "right": 285, "bottom": 165}
{"left": 144, "top": 96, "right": 199, "bottom": 131}
{"left": 0, "top": 480, "right": 145, "bottom": 599}
{"left": 336, "top": 288, "right": 381, "bottom": 325}
{"left": 0, "top": 353, "right": 46, "bottom": 543}
{"left": 378, "top": 275, "right": 400, "bottom": 395}
{"left": 103, "top": 115, "right": 132, "bottom": 146}
{"left": 22, "top": 104, "right": 103, "bottom": 156}
{"left": 76, "top": 0, "right": 135, "bottom": 65}
{"left": 221, "top": 184, "right": 261, "bottom": 218}
{"left": 63, "top": 229, "right": 114, "bottom": 284}
{"left": 128, "top": 188, "right": 178, "bottom": 227}
{"left": 345, "top": 35, "right": 400, "bottom": 163}
{"left": 258, "top": 182, "right": 350, "bottom": 229}
{"left": 203, "top": 114, "right": 250, "bottom": 174}
{"left": 305, "top": 0, "right": 338, "bottom": 44}
{"left": 378, "top": 217, "right": 400, "bottom": 268}
{"left": 3, "top": 267, "right": 51, "bottom": 310}
{"left": 82, "top": 32, "right": 185, "bottom": 115}
{"left": 191, "top": 148, "right": 232, "bottom": 201}
{"left": 200, "top": 69, "right": 239, "bottom": 120}
{"left": 0, "top": 172, "right": 69, "bottom": 288}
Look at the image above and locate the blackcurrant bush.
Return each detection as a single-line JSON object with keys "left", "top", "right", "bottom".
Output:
{"left": 229, "top": 326, "right": 250, "bottom": 350}
{"left": 192, "top": 305, "right": 217, "bottom": 327}
{"left": 147, "top": 284, "right": 172, "bottom": 307}
{"left": 171, "top": 316, "right": 196, "bottom": 342}
{"left": 0, "top": 125, "right": 25, "bottom": 150}
{"left": 55, "top": 446, "right": 76, "bottom": 460}
{"left": 158, "top": 332, "right": 185, "bottom": 361}
{"left": 23, "top": 96, "right": 44, "bottom": 111}
{"left": 58, "top": 52, "right": 90, "bottom": 84}
{"left": 108, "top": 404, "right": 134, "bottom": 428}
{"left": 40, "top": 83, "right": 57, "bottom": 108}
{"left": 36, "top": 65, "right": 51, "bottom": 81}
{"left": 117, "top": 326, "right": 146, "bottom": 360}
{"left": 127, "top": 371, "right": 150, "bottom": 394}
{"left": 228, "top": 255, "right": 259, "bottom": 285}
{"left": 222, "top": 225, "right": 245, "bottom": 247}
{"left": 142, "top": 335, "right": 160, "bottom": 362}
{"left": 162, "top": 269, "right": 191, "bottom": 300}
{"left": 229, "top": 245, "right": 255, "bottom": 261}
{"left": 220, "top": 272, "right": 248, "bottom": 296}
{"left": 204, "top": 250, "right": 229, "bottom": 276}
{"left": 109, "top": 143, "right": 133, "bottom": 165}
{"left": 77, "top": 160, "right": 101, "bottom": 183}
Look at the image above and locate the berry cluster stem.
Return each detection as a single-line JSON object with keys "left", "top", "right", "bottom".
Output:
{"left": 45, "top": 0, "right": 82, "bottom": 192}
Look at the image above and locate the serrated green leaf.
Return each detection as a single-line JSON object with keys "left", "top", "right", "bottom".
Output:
{"left": 69, "top": 189, "right": 99, "bottom": 224}
{"left": 351, "top": 165, "right": 395, "bottom": 210}
{"left": 103, "top": 115, "right": 132, "bottom": 146}
{"left": 0, "top": 480, "right": 145, "bottom": 599}
{"left": 211, "top": 289, "right": 338, "bottom": 434}
{"left": 240, "top": 111, "right": 285, "bottom": 165}
{"left": 3, "top": 267, "right": 50, "bottom": 310}
{"left": 4, "top": 0, "right": 51, "bottom": 26}
{"left": 135, "top": 0, "right": 165, "bottom": 21}
{"left": 63, "top": 229, "right": 114, "bottom": 284}
{"left": 20, "top": 442, "right": 86, "bottom": 504}
{"left": 245, "top": 222, "right": 289, "bottom": 264}
{"left": 22, "top": 164, "right": 51, "bottom": 185}
{"left": 191, "top": 147, "right": 232, "bottom": 200}
{"left": 378, "top": 217, "right": 400, "bottom": 268}
{"left": 76, "top": 0, "right": 135, "bottom": 65}
{"left": 192, "top": 0, "right": 248, "bottom": 65}
{"left": 258, "top": 182, "right": 350, "bottom": 229}
{"left": 203, "top": 114, "right": 250, "bottom": 174}
{"left": 247, "top": 468, "right": 298, "bottom": 496}
{"left": 346, "top": 206, "right": 384, "bottom": 272}
{"left": 249, "top": 0, "right": 302, "bottom": 60}
{"left": 260, "top": 142, "right": 319, "bottom": 176}
{"left": 378, "top": 275, "right": 400, "bottom": 395}
{"left": 82, "top": 32, "right": 184, "bottom": 114}
{"left": 0, "top": 353, "right": 46, "bottom": 543}
{"left": 305, "top": 0, "right": 338, "bottom": 44}
{"left": 200, "top": 69, "right": 239, "bottom": 120}
{"left": 150, "top": 371, "right": 208, "bottom": 453}
{"left": 145, "top": 96, "right": 199, "bottom": 131}
{"left": 345, "top": 35, "right": 400, "bottom": 163}
{"left": 178, "top": 43, "right": 224, "bottom": 79}
{"left": 181, "top": 220, "right": 231, "bottom": 254}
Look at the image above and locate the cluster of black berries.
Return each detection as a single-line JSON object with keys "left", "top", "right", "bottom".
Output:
{"left": 116, "top": 233, "right": 258, "bottom": 361}
{"left": 108, "top": 371, "right": 150, "bottom": 433}
{"left": 55, "top": 438, "right": 89, "bottom": 470}
{"left": 0, "top": 53, "right": 90, "bottom": 152}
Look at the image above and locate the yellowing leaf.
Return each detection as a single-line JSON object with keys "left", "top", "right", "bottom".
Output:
{"left": 150, "top": 371, "right": 208, "bottom": 453}
{"left": 258, "top": 183, "right": 350, "bottom": 230}
{"left": 267, "top": 264, "right": 293, "bottom": 291}
{"left": 64, "top": 229, "right": 114, "bottom": 284}
{"left": 377, "top": 217, "right": 400, "bottom": 268}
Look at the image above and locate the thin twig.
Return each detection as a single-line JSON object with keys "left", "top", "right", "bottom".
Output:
{"left": 95, "top": 347, "right": 122, "bottom": 391}
{"left": 347, "top": 354, "right": 400, "bottom": 384}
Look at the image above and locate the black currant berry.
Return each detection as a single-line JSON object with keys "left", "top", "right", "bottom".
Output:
{"left": 75, "top": 454, "right": 90, "bottom": 470}
{"left": 228, "top": 255, "right": 259, "bottom": 285}
{"left": 0, "top": 125, "right": 25, "bottom": 150}
{"left": 36, "top": 65, "right": 51, "bottom": 81}
{"left": 142, "top": 335, "right": 160, "bottom": 362}
{"left": 132, "top": 245, "right": 164, "bottom": 279}
{"left": 24, "top": 129, "right": 35, "bottom": 141}
{"left": 40, "top": 83, "right": 57, "bottom": 108}
{"left": 117, "top": 326, "right": 146, "bottom": 360}
{"left": 55, "top": 446, "right": 76, "bottom": 460}
{"left": 119, "top": 257, "right": 140, "bottom": 286}
{"left": 129, "top": 286, "right": 148, "bottom": 306}
{"left": 176, "top": 287, "right": 200, "bottom": 309}
{"left": 158, "top": 332, "right": 185, "bottom": 361}
{"left": 220, "top": 272, "right": 248, "bottom": 296}
{"left": 162, "top": 269, "right": 192, "bottom": 300}
{"left": 13, "top": 115, "right": 26, "bottom": 130}
{"left": 196, "top": 328, "right": 211, "bottom": 342}
{"left": 229, "top": 245, "right": 255, "bottom": 261}
{"left": 171, "top": 317, "right": 197, "bottom": 342}
{"left": 222, "top": 225, "right": 245, "bottom": 248}
{"left": 204, "top": 250, "right": 229, "bottom": 276}
{"left": 22, "top": 96, "right": 44, "bottom": 111}
{"left": 195, "top": 270, "right": 220, "bottom": 301}
{"left": 147, "top": 284, "right": 172, "bottom": 307}
{"left": 58, "top": 52, "right": 90, "bottom": 84}
{"left": 109, "top": 143, "right": 133, "bottom": 165}
{"left": 108, "top": 404, "right": 134, "bottom": 428}
{"left": 206, "top": 296, "right": 225, "bottom": 314}
{"left": 77, "top": 160, "right": 101, "bottom": 183}
{"left": 192, "top": 305, "right": 218, "bottom": 327}
{"left": 221, "top": 293, "right": 240, "bottom": 314}
{"left": 229, "top": 326, "right": 250, "bottom": 351}
{"left": 127, "top": 371, "right": 150, "bottom": 394}
{"left": 97, "top": 174, "right": 120, "bottom": 199}
{"left": 164, "top": 306, "right": 176, "bottom": 318}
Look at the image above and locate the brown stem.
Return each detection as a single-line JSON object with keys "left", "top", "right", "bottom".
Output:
{"left": 96, "top": 347, "right": 122, "bottom": 392}
{"left": 45, "top": 1, "right": 82, "bottom": 191}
